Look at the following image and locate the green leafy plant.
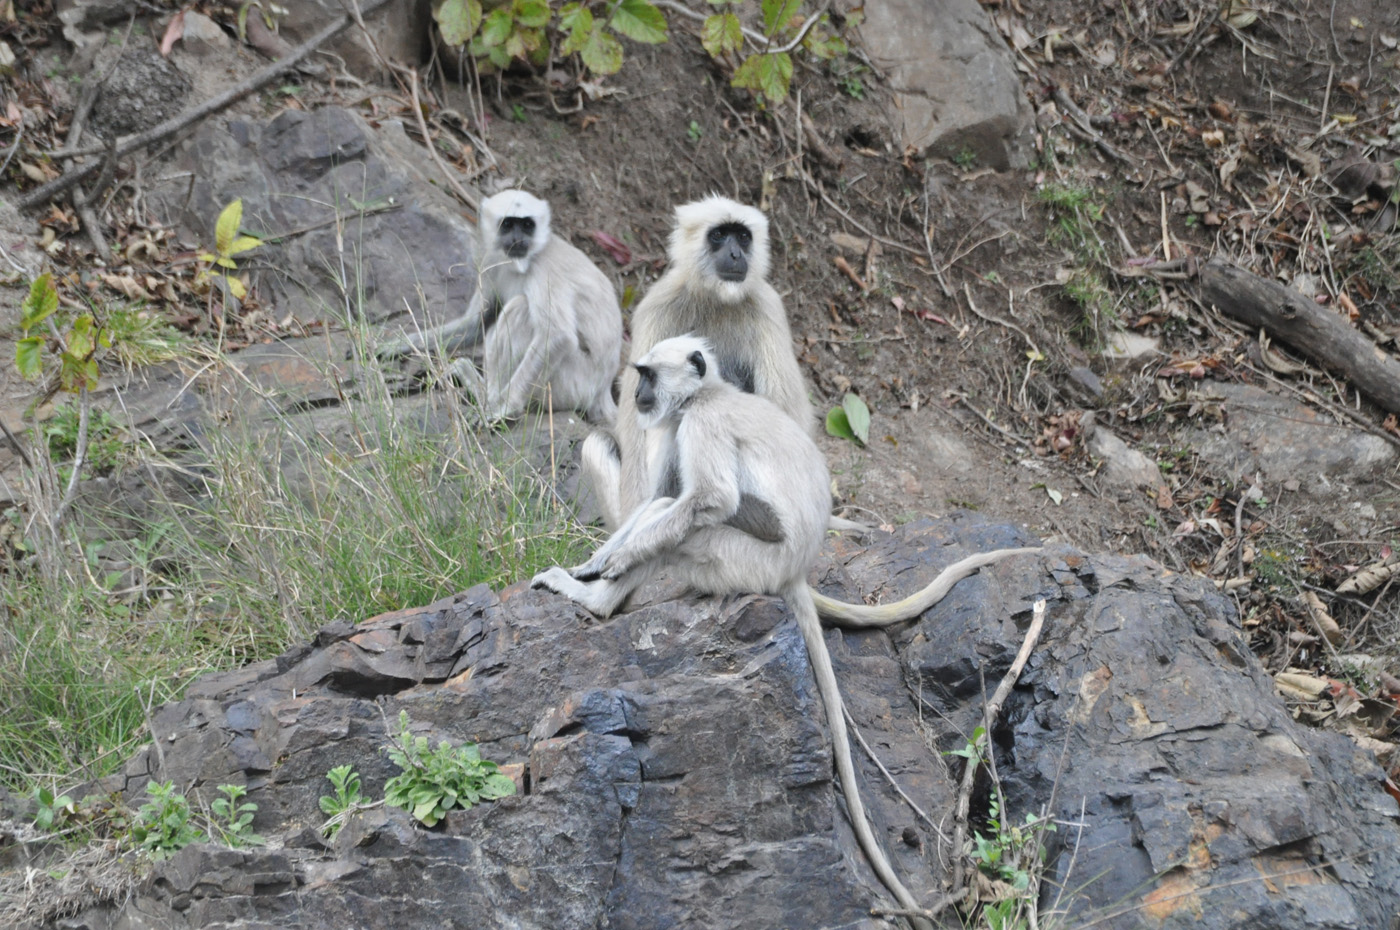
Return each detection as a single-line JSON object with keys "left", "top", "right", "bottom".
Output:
{"left": 196, "top": 199, "right": 262, "bottom": 301}
{"left": 942, "top": 726, "right": 986, "bottom": 763}
{"left": 16, "top": 273, "right": 107, "bottom": 394}
{"left": 32, "top": 786, "right": 75, "bottom": 831}
{"left": 434, "top": 0, "right": 667, "bottom": 77}
{"left": 383, "top": 711, "right": 515, "bottom": 827}
{"left": 954, "top": 147, "right": 978, "bottom": 170}
{"left": 687, "top": 119, "right": 703, "bottom": 143}
{"left": 825, "top": 392, "right": 870, "bottom": 446}
{"left": 209, "top": 784, "right": 262, "bottom": 848}
{"left": 318, "top": 764, "right": 365, "bottom": 838}
{"left": 704, "top": 0, "right": 847, "bottom": 102}
{"left": 971, "top": 791, "right": 1056, "bottom": 892}
{"left": 130, "top": 781, "right": 203, "bottom": 859}
{"left": 42, "top": 402, "right": 124, "bottom": 474}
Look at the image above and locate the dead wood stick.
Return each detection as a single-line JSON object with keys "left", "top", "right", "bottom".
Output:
{"left": 1199, "top": 258, "right": 1400, "bottom": 414}
{"left": 403, "top": 67, "right": 480, "bottom": 216}
{"left": 950, "top": 598, "right": 1047, "bottom": 893}
{"left": 18, "top": 0, "right": 394, "bottom": 211}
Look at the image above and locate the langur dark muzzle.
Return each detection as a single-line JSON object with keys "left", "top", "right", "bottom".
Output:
{"left": 634, "top": 365, "right": 657, "bottom": 414}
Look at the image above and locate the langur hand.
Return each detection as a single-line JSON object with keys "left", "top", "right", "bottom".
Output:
{"left": 531, "top": 566, "right": 574, "bottom": 593}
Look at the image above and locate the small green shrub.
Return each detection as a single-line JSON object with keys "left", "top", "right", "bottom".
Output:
{"left": 209, "top": 784, "right": 262, "bottom": 848}
{"left": 32, "top": 786, "right": 75, "bottom": 831}
{"left": 130, "top": 781, "right": 202, "bottom": 859}
{"left": 319, "top": 764, "right": 365, "bottom": 838}
{"left": 383, "top": 711, "right": 515, "bottom": 827}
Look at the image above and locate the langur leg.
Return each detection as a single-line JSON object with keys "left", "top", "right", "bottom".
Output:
{"left": 582, "top": 430, "right": 624, "bottom": 530}
{"left": 491, "top": 299, "right": 575, "bottom": 422}
{"left": 530, "top": 565, "right": 648, "bottom": 618}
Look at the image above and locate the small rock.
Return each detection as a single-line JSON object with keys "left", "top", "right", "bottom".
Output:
{"left": 177, "top": 11, "right": 230, "bottom": 52}
{"left": 1102, "top": 332, "right": 1159, "bottom": 364}
{"left": 1067, "top": 365, "right": 1104, "bottom": 402}
{"left": 1087, "top": 425, "right": 1164, "bottom": 497}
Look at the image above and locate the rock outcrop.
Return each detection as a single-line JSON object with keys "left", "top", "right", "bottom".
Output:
{"left": 47, "top": 515, "right": 1400, "bottom": 930}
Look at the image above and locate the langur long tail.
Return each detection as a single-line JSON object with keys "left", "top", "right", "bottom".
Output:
{"left": 811, "top": 547, "right": 1043, "bottom": 629}
{"left": 783, "top": 583, "right": 934, "bottom": 930}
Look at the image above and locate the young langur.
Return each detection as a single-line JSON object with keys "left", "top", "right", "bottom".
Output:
{"left": 378, "top": 189, "right": 623, "bottom": 424}
{"left": 534, "top": 337, "right": 1039, "bottom": 925}
{"left": 581, "top": 196, "right": 812, "bottom": 530}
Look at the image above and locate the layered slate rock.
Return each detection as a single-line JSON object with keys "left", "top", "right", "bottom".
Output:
{"left": 64, "top": 516, "right": 1400, "bottom": 929}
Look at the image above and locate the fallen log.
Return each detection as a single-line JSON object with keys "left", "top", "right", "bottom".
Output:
{"left": 1199, "top": 257, "right": 1400, "bottom": 414}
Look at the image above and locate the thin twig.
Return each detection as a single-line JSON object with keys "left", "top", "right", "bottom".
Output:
{"left": 403, "top": 67, "right": 480, "bottom": 215}
{"left": 800, "top": 169, "right": 924, "bottom": 257}
{"left": 139, "top": 678, "right": 167, "bottom": 781}
{"left": 952, "top": 392, "right": 1031, "bottom": 449}
{"left": 0, "top": 417, "right": 33, "bottom": 469}
{"left": 844, "top": 707, "right": 949, "bottom": 843}
{"left": 963, "top": 282, "right": 1040, "bottom": 356}
{"left": 950, "top": 599, "right": 1047, "bottom": 892}
{"left": 872, "top": 890, "right": 968, "bottom": 921}
{"left": 50, "top": 384, "right": 90, "bottom": 529}
{"left": 18, "top": 0, "right": 396, "bottom": 210}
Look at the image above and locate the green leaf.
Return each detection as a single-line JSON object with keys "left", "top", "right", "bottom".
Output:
{"left": 482, "top": 773, "right": 517, "bottom": 798}
{"left": 215, "top": 200, "right": 244, "bottom": 257}
{"left": 16, "top": 337, "right": 44, "bottom": 380}
{"left": 701, "top": 13, "right": 742, "bottom": 56}
{"left": 226, "top": 234, "right": 262, "bottom": 257}
{"left": 841, "top": 393, "right": 870, "bottom": 445}
{"left": 21, "top": 272, "right": 58, "bottom": 331}
{"left": 803, "top": 29, "right": 846, "bottom": 60}
{"left": 580, "top": 27, "right": 623, "bottom": 74}
{"left": 225, "top": 275, "right": 248, "bottom": 300}
{"left": 67, "top": 314, "right": 96, "bottom": 360}
{"left": 559, "top": 4, "right": 594, "bottom": 54}
{"left": 731, "top": 51, "right": 792, "bottom": 101}
{"left": 760, "top": 0, "right": 802, "bottom": 36}
{"left": 479, "top": 7, "right": 512, "bottom": 46}
{"left": 59, "top": 353, "right": 99, "bottom": 393}
{"left": 825, "top": 406, "right": 855, "bottom": 442}
{"left": 435, "top": 0, "right": 483, "bottom": 46}
{"left": 514, "top": 0, "right": 550, "bottom": 28}
{"left": 610, "top": 0, "right": 668, "bottom": 44}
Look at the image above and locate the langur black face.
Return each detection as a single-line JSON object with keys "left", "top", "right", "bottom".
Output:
{"left": 633, "top": 364, "right": 658, "bottom": 416}
{"left": 706, "top": 222, "right": 753, "bottom": 282}
{"left": 497, "top": 215, "right": 537, "bottom": 259}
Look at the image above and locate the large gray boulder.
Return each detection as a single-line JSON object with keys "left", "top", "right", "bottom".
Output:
{"left": 852, "top": 0, "right": 1034, "bottom": 169}
{"left": 50, "top": 516, "right": 1400, "bottom": 929}
{"left": 149, "top": 106, "right": 479, "bottom": 330}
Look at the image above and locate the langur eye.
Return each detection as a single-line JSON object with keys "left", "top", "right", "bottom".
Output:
{"left": 707, "top": 228, "right": 725, "bottom": 246}
{"left": 735, "top": 229, "right": 751, "bottom": 247}
{"left": 520, "top": 218, "right": 535, "bottom": 233}
{"left": 634, "top": 364, "right": 653, "bottom": 379}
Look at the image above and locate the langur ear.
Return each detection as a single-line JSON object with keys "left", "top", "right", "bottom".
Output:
{"left": 688, "top": 351, "right": 706, "bottom": 378}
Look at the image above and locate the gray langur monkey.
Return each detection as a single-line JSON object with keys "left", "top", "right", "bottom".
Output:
{"left": 534, "top": 336, "right": 1039, "bottom": 925}
{"left": 378, "top": 189, "right": 623, "bottom": 424}
{"left": 581, "top": 195, "right": 812, "bottom": 530}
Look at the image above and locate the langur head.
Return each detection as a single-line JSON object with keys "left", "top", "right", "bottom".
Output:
{"left": 481, "top": 189, "right": 552, "bottom": 273}
{"left": 670, "top": 196, "right": 771, "bottom": 304}
{"left": 632, "top": 335, "right": 715, "bottom": 431}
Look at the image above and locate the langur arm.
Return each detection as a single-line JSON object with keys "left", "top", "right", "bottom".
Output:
{"left": 570, "top": 496, "right": 674, "bottom": 580}
{"left": 379, "top": 289, "right": 491, "bottom": 360}
{"left": 595, "top": 428, "right": 743, "bottom": 579}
